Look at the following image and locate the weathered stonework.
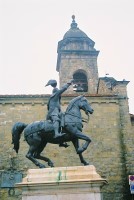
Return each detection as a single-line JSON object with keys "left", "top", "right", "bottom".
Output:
{"left": 0, "top": 94, "right": 133, "bottom": 199}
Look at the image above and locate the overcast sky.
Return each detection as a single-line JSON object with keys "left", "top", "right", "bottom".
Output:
{"left": 0, "top": 0, "right": 134, "bottom": 113}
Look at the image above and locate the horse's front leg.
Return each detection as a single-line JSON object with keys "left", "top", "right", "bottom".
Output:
{"left": 75, "top": 131, "right": 91, "bottom": 154}
{"left": 79, "top": 153, "right": 89, "bottom": 165}
{"left": 66, "top": 124, "right": 91, "bottom": 154}
{"left": 72, "top": 139, "right": 89, "bottom": 165}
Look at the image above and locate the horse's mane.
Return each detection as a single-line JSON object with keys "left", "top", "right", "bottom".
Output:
{"left": 66, "top": 95, "right": 84, "bottom": 113}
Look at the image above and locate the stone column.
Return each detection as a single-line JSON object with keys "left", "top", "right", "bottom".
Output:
{"left": 16, "top": 165, "right": 107, "bottom": 200}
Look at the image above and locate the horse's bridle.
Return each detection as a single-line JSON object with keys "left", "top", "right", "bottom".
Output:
{"left": 65, "top": 111, "right": 89, "bottom": 123}
{"left": 65, "top": 96, "right": 90, "bottom": 123}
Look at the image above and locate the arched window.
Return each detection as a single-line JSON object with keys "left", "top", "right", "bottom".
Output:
{"left": 73, "top": 71, "right": 88, "bottom": 92}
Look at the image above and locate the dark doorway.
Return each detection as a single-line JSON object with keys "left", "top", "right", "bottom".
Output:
{"left": 73, "top": 71, "right": 88, "bottom": 92}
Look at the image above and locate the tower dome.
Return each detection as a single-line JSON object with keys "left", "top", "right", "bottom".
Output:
{"left": 63, "top": 15, "right": 88, "bottom": 39}
{"left": 57, "top": 15, "right": 95, "bottom": 53}
{"left": 56, "top": 16, "right": 99, "bottom": 94}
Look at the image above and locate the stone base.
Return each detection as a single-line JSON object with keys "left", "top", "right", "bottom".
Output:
{"left": 16, "top": 165, "right": 107, "bottom": 200}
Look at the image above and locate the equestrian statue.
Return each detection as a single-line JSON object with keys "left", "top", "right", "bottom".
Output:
{"left": 11, "top": 80, "right": 94, "bottom": 168}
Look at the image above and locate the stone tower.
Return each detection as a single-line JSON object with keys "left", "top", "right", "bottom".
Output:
{"left": 56, "top": 15, "right": 99, "bottom": 94}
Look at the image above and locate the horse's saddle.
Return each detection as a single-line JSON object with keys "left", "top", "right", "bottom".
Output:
{"left": 24, "top": 121, "right": 46, "bottom": 137}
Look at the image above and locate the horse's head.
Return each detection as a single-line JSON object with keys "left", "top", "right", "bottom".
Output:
{"left": 66, "top": 95, "right": 94, "bottom": 118}
{"left": 79, "top": 96, "right": 94, "bottom": 115}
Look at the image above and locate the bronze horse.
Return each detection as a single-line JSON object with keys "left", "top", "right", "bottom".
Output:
{"left": 12, "top": 96, "right": 94, "bottom": 168}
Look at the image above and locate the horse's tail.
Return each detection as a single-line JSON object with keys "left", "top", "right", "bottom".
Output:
{"left": 11, "top": 122, "right": 28, "bottom": 153}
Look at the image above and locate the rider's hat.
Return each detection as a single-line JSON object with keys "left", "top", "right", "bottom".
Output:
{"left": 45, "top": 79, "right": 57, "bottom": 87}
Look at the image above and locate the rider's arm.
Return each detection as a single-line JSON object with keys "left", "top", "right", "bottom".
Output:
{"left": 58, "top": 80, "right": 73, "bottom": 95}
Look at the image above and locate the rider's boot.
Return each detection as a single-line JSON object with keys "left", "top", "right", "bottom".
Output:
{"left": 53, "top": 121, "right": 65, "bottom": 138}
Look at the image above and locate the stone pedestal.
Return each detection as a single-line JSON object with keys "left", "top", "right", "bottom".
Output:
{"left": 16, "top": 165, "right": 107, "bottom": 200}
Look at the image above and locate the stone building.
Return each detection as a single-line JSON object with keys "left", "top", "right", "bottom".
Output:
{"left": 0, "top": 16, "right": 134, "bottom": 200}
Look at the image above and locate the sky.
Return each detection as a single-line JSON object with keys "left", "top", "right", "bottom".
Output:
{"left": 0, "top": 0, "right": 134, "bottom": 113}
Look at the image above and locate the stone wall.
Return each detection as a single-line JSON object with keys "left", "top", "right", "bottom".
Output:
{"left": 0, "top": 94, "right": 133, "bottom": 200}
{"left": 98, "top": 79, "right": 129, "bottom": 97}
{"left": 59, "top": 54, "right": 99, "bottom": 94}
